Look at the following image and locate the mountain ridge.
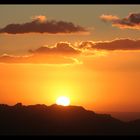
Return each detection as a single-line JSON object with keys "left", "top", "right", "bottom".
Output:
{"left": 0, "top": 103, "right": 140, "bottom": 135}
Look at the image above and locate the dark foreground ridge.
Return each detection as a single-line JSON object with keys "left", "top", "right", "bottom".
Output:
{"left": 0, "top": 103, "right": 140, "bottom": 135}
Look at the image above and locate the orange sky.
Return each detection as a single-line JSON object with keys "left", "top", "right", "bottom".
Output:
{"left": 0, "top": 51, "right": 140, "bottom": 112}
{"left": 0, "top": 5, "right": 140, "bottom": 112}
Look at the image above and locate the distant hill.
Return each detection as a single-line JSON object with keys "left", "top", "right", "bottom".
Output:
{"left": 102, "top": 112, "right": 140, "bottom": 122}
{"left": 0, "top": 103, "right": 140, "bottom": 135}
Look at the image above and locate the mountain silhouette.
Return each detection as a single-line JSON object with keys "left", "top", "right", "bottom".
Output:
{"left": 0, "top": 103, "right": 140, "bottom": 135}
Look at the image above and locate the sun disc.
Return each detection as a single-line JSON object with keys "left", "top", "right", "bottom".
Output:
{"left": 56, "top": 96, "right": 70, "bottom": 106}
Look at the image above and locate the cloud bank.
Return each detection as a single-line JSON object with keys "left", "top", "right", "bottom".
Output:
{"left": 100, "top": 13, "right": 140, "bottom": 30}
{"left": 0, "top": 42, "right": 81, "bottom": 64}
{"left": 0, "top": 15, "right": 87, "bottom": 34}
{"left": 1, "top": 39, "right": 140, "bottom": 64}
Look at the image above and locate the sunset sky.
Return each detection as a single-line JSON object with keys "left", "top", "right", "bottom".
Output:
{"left": 0, "top": 5, "right": 140, "bottom": 112}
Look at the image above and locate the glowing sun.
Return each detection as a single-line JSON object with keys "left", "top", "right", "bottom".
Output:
{"left": 56, "top": 96, "right": 70, "bottom": 106}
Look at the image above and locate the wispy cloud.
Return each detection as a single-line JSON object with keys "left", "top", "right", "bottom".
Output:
{"left": 100, "top": 14, "right": 119, "bottom": 22}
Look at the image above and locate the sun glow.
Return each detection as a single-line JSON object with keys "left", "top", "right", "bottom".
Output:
{"left": 56, "top": 96, "right": 70, "bottom": 106}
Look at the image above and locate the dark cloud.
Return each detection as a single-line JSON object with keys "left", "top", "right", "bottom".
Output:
{"left": 0, "top": 15, "right": 87, "bottom": 34}
{"left": 100, "top": 13, "right": 140, "bottom": 30}
{"left": 29, "top": 42, "right": 81, "bottom": 55}
{"left": 79, "top": 39, "right": 140, "bottom": 50}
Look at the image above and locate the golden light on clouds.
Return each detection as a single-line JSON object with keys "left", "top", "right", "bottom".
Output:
{"left": 31, "top": 15, "right": 47, "bottom": 23}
